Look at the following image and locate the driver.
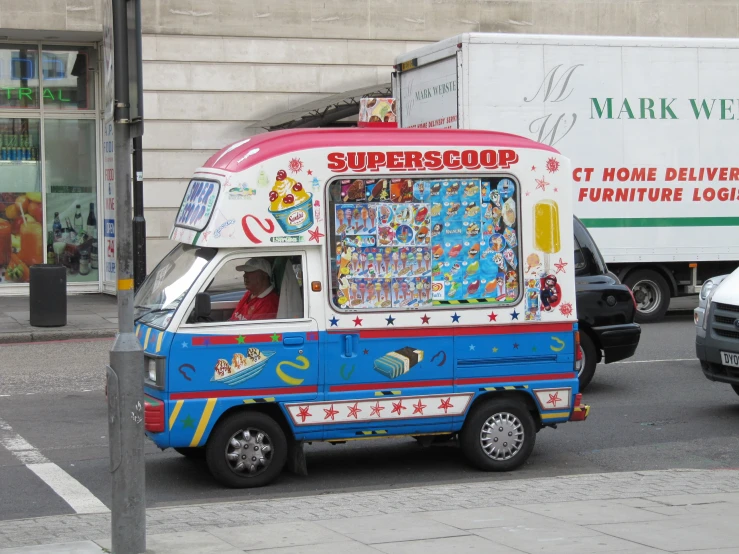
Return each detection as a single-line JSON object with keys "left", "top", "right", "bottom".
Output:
{"left": 229, "top": 258, "right": 279, "bottom": 321}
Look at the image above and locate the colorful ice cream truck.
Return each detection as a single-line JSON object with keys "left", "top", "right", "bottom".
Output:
{"left": 137, "top": 128, "right": 589, "bottom": 488}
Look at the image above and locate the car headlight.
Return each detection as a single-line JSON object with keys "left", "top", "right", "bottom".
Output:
{"left": 145, "top": 356, "right": 166, "bottom": 389}
{"left": 700, "top": 279, "right": 715, "bottom": 301}
{"left": 703, "top": 287, "right": 719, "bottom": 330}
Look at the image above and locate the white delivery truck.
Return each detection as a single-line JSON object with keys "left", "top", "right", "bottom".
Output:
{"left": 393, "top": 33, "right": 739, "bottom": 322}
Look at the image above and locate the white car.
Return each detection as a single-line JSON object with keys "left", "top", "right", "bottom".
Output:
{"left": 695, "top": 266, "right": 739, "bottom": 393}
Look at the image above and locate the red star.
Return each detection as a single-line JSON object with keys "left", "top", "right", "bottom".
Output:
{"left": 420, "top": 314, "right": 430, "bottom": 324}
{"left": 353, "top": 316, "right": 363, "bottom": 327}
{"left": 438, "top": 397, "right": 454, "bottom": 413}
{"left": 347, "top": 402, "right": 361, "bottom": 419}
{"left": 412, "top": 399, "right": 427, "bottom": 414}
{"left": 308, "top": 226, "right": 324, "bottom": 243}
{"left": 535, "top": 176, "right": 549, "bottom": 192}
{"left": 391, "top": 399, "right": 406, "bottom": 415}
{"left": 307, "top": 169, "right": 313, "bottom": 175}
{"left": 554, "top": 187, "right": 559, "bottom": 193}
{"left": 488, "top": 311, "right": 498, "bottom": 322}
{"left": 297, "top": 406, "right": 312, "bottom": 423}
{"left": 370, "top": 401, "right": 384, "bottom": 417}
{"left": 546, "top": 392, "right": 562, "bottom": 408}
{"left": 323, "top": 404, "right": 339, "bottom": 420}
{"left": 531, "top": 165, "right": 536, "bottom": 171}
{"left": 525, "top": 191, "right": 531, "bottom": 196}
{"left": 553, "top": 258, "right": 568, "bottom": 274}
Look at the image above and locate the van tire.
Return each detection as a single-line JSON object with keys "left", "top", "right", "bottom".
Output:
{"left": 625, "top": 269, "right": 670, "bottom": 324}
{"left": 174, "top": 447, "right": 205, "bottom": 460}
{"left": 460, "top": 397, "right": 536, "bottom": 472}
{"left": 577, "top": 332, "right": 598, "bottom": 392}
{"left": 206, "top": 411, "right": 287, "bottom": 488}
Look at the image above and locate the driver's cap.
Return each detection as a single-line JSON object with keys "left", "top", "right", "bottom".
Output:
{"left": 235, "top": 258, "right": 271, "bottom": 276}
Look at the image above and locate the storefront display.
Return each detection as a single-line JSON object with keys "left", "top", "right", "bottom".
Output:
{"left": 329, "top": 176, "right": 522, "bottom": 311}
{"left": 0, "top": 43, "right": 99, "bottom": 291}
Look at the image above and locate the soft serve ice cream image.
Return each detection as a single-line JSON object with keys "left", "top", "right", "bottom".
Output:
{"left": 268, "top": 169, "right": 315, "bottom": 234}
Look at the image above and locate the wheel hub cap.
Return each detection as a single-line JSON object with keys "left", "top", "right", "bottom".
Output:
{"left": 480, "top": 412, "right": 524, "bottom": 461}
{"left": 225, "top": 428, "right": 273, "bottom": 476}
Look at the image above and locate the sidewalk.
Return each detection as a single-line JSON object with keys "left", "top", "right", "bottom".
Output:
{"left": 1, "top": 468, "right": 739, "bottom": 553}
{"left": 0, "top": 294, "right": 118, "bottom": 344}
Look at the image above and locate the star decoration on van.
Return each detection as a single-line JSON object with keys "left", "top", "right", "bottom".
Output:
{"left": 513, "top": 343, "right": 520, "bottom": 349}
{"left": 546, "top": 391, "right": 562, "bottom": 407}
{"left": 451, "top": 313, "right": 461, "bottom": 323}
{"left": 492, "top": 347, "right": 499, "bottom": 353}
{"left": 438, "top": 397, "right": 454, "bottom": 413}
{"left": 469, "top": 344, "right": 476, "bottom": 351}
{"left": 420, "top": 314, "right": 431, "bottom": 324}
{"left": 236, "top": 335, "right": 245, "bottom": 344}
{"left": 535, "top": 176, "right": 550, "bottom": 192}
{"left": 488, "top": 311, "right": 498, "bottom": 322}
{"left": 308, "top": 226, "right": 324, "bottom": 243}
{"left": 370, "top": 401, "right": 385, "bottom": 417}
{"left": 385, "top": 315, "right": 396, "bottom": 326}
{"left": 297, "top": 406, "right": 312, "bottom": 423}
{"left": 391, "top": 399, "right": 407, "bottom": 415}
{"left": 346, "top": 402, "right": 361, "bottom": 419}
{"left": 510, "top": 310, "right": 519, "bottom": 320}
{"left": 307, "top": 169, "right": 313, "bottom": 176}
{"left": 554, "top": 258, "right": 568, "bottom": 274}
{"left": 270, "top": 333, "right": 281, "bottom": 342}
{"left": 531, "top": 165, "right": 536, "bottom": 171}
{"left": 353, "top": 316, "right": 363, "bottom": 327}
{"left": 181, "top": 341, "right": 188, "bottom": 348}
{"left": 413, "top": 399, "right": 427, "bottom": 414}
{"left": 323, "top": 404, "right": 339, "bottom": 420}
{"left": 182, "top": 415, "right": 194, "bottom": 429}
{"left": 329, "top": 316, "right": 339, "bottom": 327}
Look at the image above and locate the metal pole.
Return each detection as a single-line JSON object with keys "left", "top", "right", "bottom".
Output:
{"left": 107, "top": 0, "right": 145, "bottom": 552}
{"left": 132, "top": 135, "right": 146, "bottom": 290}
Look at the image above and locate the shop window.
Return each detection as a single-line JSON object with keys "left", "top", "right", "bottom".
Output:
{"left": 0, "top": 118, "right": 42, "bottom": 284}
{"left": 0, "top": 45, "right": 40, "bottom": 109}
{"left": 44, "top": 119, "right": 98, "bottom": 283}
{"left": 328, "top": 177, "right": 522, "bottom": 311}
{"left": 192, "top": 255, "right": 305, "bottom": 323}
{"left": 40, "top": 46, "right": 95, "bottom": 111}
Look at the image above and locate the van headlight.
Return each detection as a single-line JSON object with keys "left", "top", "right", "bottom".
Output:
{"left": 144, "top": 355, "right": 165, "bottom": 389}
{"left": 700, "top": 279, "right": 715, "bottom": 301}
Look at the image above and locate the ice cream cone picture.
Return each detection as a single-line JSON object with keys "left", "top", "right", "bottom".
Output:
{"left": 337, "top": 209, "right": 344, "bottom": 229}
{"left": 400, "top": 250, "right": 408, "bottom": 272}
{"left": 353, "top": 208, "right": 361, "bottom": 231}
{"left": 401, "top": 281, "right": 409, "bottom": 301}
{"left": 359, "top": 281, "right": 367, "bottom": 303}
{"left": 392, "top": 251, "right": 399, "bottom": 273}
{"left": 351, "top": 252, "right": 359, "bottom": 272}
{"left": 346, "top": 208, "right": 353, "bottom": 229}
{"left": 361, "top": 207, "right": 368, "bottom": 229}
{"left": 369, "top": 209, "right": 376, "bottom": 229}
{"left": 392, "top": 281, "right": 400, "bottom": 303}
{"left": 415, "top": 251, "right": 423, "bottom": 274}
{"left": 383, "top": 281, "right": 391, "bottom": 302}
{"left": 424, "top": 252, "right": 431, "bottom": 273}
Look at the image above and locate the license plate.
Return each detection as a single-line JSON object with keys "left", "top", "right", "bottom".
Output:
{"left": 721, "top": 351, "right": 739, "bottom": 368}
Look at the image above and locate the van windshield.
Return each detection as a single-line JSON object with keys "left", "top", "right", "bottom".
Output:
{"left": 134, "top": 244, "right": 216, "bottom": 329}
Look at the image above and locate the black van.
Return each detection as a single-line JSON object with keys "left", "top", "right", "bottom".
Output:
{"left": 574, "top": 216, "right": 641, "bottom": 390}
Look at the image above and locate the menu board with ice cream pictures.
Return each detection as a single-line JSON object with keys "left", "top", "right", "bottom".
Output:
{"left": 329, "top": 176, "right": 522, "bottom": 311}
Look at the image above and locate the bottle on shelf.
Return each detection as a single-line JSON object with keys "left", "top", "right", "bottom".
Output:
{"left": 46, "top": 231, "right": 55, "bottom": 264}
{"left": 87, "top": 202, "right": 97, "bottom": 238}
{"left": 73, "top": 205, "right": 83, "bottom": 234}
{"left": 79, "top": 249, "right": 90, "bottom": 276}
{"left": 91, "top": 240, "right": 98, "bottom": 270}
{"left": 53, "top": 212, "right": 62, "bottom": 237}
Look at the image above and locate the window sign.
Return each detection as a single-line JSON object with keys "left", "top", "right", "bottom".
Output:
{"left": 175, "top": 179, "right": 220, "bottom": 231}
{"left": 0, "top": 45, "right": 39, "bottom": 109}
{"left": 329, "top": 176, "right": 521, "bottom": 311}
{"left": 40, "top": 46, "right": 95, "bottom": 111}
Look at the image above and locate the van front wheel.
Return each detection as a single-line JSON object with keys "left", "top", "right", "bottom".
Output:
{"left": 460, "top": 398, "right": 536, "bottom": 472}
{"left": 206, "top": 411, "right": 287, "bottom": 488}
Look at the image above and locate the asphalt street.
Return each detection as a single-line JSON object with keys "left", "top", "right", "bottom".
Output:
{"left": 2, "top": 310, "right": 738, "bottom": 524}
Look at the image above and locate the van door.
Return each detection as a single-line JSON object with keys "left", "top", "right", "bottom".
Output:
{"left": 166, "top": 252, "right": 320, "bottom": 447}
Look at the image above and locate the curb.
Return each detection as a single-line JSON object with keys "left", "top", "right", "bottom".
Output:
{"left": 0, "top": 328, "right": 117, "bottom": 344}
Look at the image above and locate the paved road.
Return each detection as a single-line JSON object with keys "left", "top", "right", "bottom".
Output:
{"left": 2, "top": 313, "right": 738, "bottom": 523}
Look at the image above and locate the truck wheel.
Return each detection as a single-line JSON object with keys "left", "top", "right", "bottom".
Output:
{"left": 174, "top": 447, "right": 205, "bottom": 460}
{"left": 460, "top": 397, "right": 536, "bottom": 472}
{"left": 576, "top": 332, "right": 598, "bottom": 392}
{"left": 625, "top": 270, "right": 670, "bottom": 323}
{"left": 731, "top": 385, "right": 739, "bottom": 396}
{"left": 205, "top": 411, "right": 287, "bottom": 488}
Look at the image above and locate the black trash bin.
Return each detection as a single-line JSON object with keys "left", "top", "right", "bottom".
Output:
{"left": 29, "top": 265, "right": 67, "bottom": 327}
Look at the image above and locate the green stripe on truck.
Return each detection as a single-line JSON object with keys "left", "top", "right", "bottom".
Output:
{"left": 580, "top": 217, "right": 739, "bottom": 228}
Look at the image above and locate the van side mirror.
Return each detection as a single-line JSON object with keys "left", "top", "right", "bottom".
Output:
{"left": 195, "top": 293, "right": 211, "bottom": 319}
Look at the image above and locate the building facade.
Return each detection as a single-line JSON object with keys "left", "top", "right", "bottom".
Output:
{"left": 0, "top": 0, "right": 736, "bottom": 294}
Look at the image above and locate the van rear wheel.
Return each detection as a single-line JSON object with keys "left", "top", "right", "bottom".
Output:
{"left": 206, "top": 411, "right": 287, "bottom": 488}
{"left": 460, "top": 397, "right": 536, "bottom": 472}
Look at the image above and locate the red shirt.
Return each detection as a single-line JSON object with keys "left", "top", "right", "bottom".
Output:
{"left": 230, "top": 287, "right": 279, "bottom": 321}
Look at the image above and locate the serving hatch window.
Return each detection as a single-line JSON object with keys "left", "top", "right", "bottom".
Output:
{"left": 328, "top": 176, "right": 521, "bottom": 312}
{"left": 174, "top": 179, "right": 220, "bottom": 231}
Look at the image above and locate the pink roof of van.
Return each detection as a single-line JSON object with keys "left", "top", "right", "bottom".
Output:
{"left": 202, "top": 128, "right": 558, "bottom": 173}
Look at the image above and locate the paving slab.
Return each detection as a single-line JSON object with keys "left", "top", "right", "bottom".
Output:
{"left": 371, "top": 534, "right": 517, "bottom": 554}
{"left": 95, "top": 531, "right": 242, "bottom": 554}
{"left": 316, "top": 513, "right": 468, "bottom": 545}
{"left": 0, "top": 541, "right": 103, "bottom": 554}
{"left": 514, "top": 499, "right": 670, "bottom": 525}
{"left": 209, "top": 520, "right": 348, "bottom": 551}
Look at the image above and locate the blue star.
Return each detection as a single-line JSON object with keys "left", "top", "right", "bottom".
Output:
{"left": 469, "top": 344, "right": 476, "bottom": 351}
{"left": 203, "top": 338, "right": 211, "bottom": 346}
{"left": 181, "top": 341, "right": 188, "bottom": 348}
{"left": 451, "top": 312, "right": 461, "bottom": 323}
{"left": 510, "top": 310, "right": 519, "bottom": 321}
{"left": 329, "top": 316, "right": 339, "bottom": 327}
{"left": 386, "top": 315, "right": 396, "bottom": 326}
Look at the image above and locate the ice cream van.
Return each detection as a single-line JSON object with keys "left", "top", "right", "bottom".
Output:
{"left": 136, "top": 128, "right": 589, "bottom": 488}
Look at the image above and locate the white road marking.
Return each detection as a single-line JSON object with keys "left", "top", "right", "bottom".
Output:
{"left": 614, "top": 358, "right": 695, "bottom": 364}
{"left": 0, "top": 418, "right": 108, "bottom": 514}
